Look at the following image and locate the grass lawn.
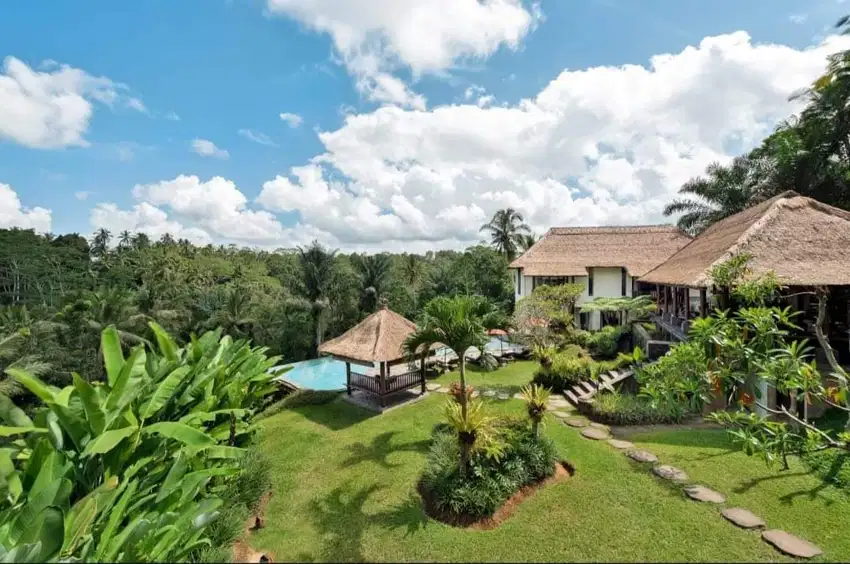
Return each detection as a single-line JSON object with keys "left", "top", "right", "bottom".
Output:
{"left": 250, "top": 362, "right": 847, "bottom": 562}
{"left": 432, "top": 359, "right": 538, "bottom": 392}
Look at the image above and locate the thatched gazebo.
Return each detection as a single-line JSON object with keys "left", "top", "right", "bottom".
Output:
{"left": 318, "top": 304, "right": 426, "bottom": 407}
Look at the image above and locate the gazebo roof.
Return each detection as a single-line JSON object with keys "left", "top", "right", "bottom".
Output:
{"left": 318, "top": 305, "right": 418, "bottom": 364}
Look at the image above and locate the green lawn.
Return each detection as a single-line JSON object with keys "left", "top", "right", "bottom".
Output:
{"left": 432, "top": 359, "right": 538, "bottom": 392}
{"left": 250, "top": 362, "right": 847, "bottom": 562}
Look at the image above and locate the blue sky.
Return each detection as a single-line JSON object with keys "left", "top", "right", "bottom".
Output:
{"left": 0, "top": 0, "right": 846, "bottom": 250}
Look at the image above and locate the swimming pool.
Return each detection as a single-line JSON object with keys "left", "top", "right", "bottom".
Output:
{"left": 272, "top": 357, "right": 354, "bottom": 391}
{"left": 276, "top": 336, "right": 525, "bottom": 391}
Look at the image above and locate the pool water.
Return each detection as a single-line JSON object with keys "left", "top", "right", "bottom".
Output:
{"left": 275, "top": 336, "right": 524, "bottom": 391}
{"left": 273, "top": 357, "right": 355, "bottom": 391}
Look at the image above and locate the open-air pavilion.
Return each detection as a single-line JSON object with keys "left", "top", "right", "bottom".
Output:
{"left": 318, "top": 304, "right": 427, "bottom": 410}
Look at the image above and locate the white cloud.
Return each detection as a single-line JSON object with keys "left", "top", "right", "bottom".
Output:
{"left": 74, "top": 191, "right": 90, "bottom": 200}
{"left": 0, "top": 183, "right": 51, "bottom": 232}
{"left": 266, "top": 0, "right": 540, "bottom": 107}
{"left": 254, "top": 32, "right": 850, "bottom": 251}
{"left": 164, "top": 111, "right": 180, "bottom": 121}
{"left": 279, "top": 112, "right": 304, "bottom": 127}
{"left": 789, "top": 13, "right": 808, "bottom": 24}
{"left": 238, "top": 128, "right": 278, "bottom": 147}
{"left": 0, "top": 56, "right": 145, "bottom": 149}
{"left": 89, "top": 202, "right": 213, "bottom": 246}
{"left": 191, "top": 138, "right": 229, "bottom": 159}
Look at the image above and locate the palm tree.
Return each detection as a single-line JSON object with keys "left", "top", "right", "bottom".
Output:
{"left": 159, "top": 233, "right": 175, "bottom": 246}
{"left": 517, "top": 233, "right": 539, "bottom": 254}
{"left": 297, "top": 241, "right": 338, "bottom": 356}
{"left": 90, "top": 228, "right": 111, "bottom": 258}
{"left": 400, "top": 253, "right": 422, "bottom": 287}
{"left": 663, "top": 157, "right": 758, "bottom": 235}
{"left": 133, "top": 232, "right": 151, "bottom": 250}
{"left": 352, "top": 253, "right": 392, "bottom": 314}
{"left": 117, "top": 230, "right": 133, "bottom": 250}
{"left": 204, "top": 287, "right": 256, "bottom": 339}
{"left": 404, "top": 295, "right": 502, "bottom": 472}
{"left": 479, "top": 208, "right": 531, "bottom": 261}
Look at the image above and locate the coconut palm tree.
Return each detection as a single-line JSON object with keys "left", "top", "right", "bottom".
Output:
{"left": 404, "top": 295, "right": 502, "bottom": 472}
{"left": 663, "top": 157, "right": 758, "bottom": 235}
{"left": 297, "top": 241, "right": 338, "bottom": 356}
{"left": 132, "top": 232, "right": 151, "bottom": 250}
{"left": 479, "top": 208, "right": 531, "bottom": 261}
{"left": 90, "top": 228, "right": 111, "bottom": 258}
{"left": 352, "top": 253, "right": 392, "bottom": 314}
{"left": 117, "top": 230, "right": 133, "bottom": 250}
{"left": 517, "top": 233, "right": 539, "bottom": 254}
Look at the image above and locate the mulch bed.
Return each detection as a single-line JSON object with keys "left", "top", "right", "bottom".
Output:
{"left": 418, "top": 460, "right": 574, "bottom": 530}
{"left": 232, "top": 491, "right": 275, "bottom": 563}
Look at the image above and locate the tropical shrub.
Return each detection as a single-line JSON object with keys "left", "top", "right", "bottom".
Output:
{"left": 585, "top": 325, "right": 628, "bottom": 359}
{"left": 533, "top": 350, "right": 628, "bottom": 392}
{"left": 0, "top": 323, "right": 279, "bottom": 562}
{"left": 588, "top": 391, "right": 691, "bottom": 426}
{"left": 637, "top": 340, "right": 712, "bottom": 414}
{"left": 520, "top": 383, "right": 551, "bottom": 439}
{"left": 420, "top": 419, "right": 558, "bottom": 519}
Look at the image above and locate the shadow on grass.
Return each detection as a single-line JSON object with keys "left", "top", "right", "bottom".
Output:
{"left": 308, "top": 483, "right": 383, "bottom": 562}
{"left": 733, "top": 469, "right": 839, "bottom": 506}
{"left": 341, "top": 431, "right": 432, "bottom": 469}
{"left": 372, "top": 491, "right": 431, "bottom": 537}
{"left": 292, "top": 398, "right": 375, "bottom": 431}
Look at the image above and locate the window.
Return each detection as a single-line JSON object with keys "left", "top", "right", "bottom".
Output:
{"left": 621, "top": 267, "right": 627, "bottom": 296}
{"left": 587, "top": 268, "right": 594, "bottom": 296}
{"left": 533, "top": 276, "right": 571, "bottom": 290}
{"left": 579, "top": 312, "right": 590, "bottom": 330}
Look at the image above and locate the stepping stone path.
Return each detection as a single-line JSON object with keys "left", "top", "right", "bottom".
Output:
{"left": 483, "top": 390, "right": 497, "bottom": 397}
{"left": 551, "top": 411, "right": 570, "bottom": 419}
{"left": 471, "top": 391, "right": 480, "bottom": 398}
{"left": 547, "top": 397, "right": 571, "bottom": 410}
{"left": 652, "top": 465, "right": 689, "bottom": 482}
{"left": 721, "top": 508, "right": 765, "bottom": 530}
{"left": 761, "top": 530, "right": 822, "bottom": 559}
{"left": 497, "top": 392, "right": 510, "bottom": 400}
{"left": 581, "top": 427, "right": 610, "bottom": 440}
{"left": 589, "top": 422, "right": 609, "bottom": 430}
{"left": 684, "top": 485, "right": 726, "bottom": 504}
{"left": 626, "top": 449, "right": 658, "bottom": 463}
{"left": 607, "top": 439, "right": 634, "bottom": 450}
{"left": 425, "top": 383, "right": 442, "bottom": 392}
{"left": 565, "top": 417, "right": 589, "bottom": 428}
{"left": 512, "top": 393, "right": 524, "bottom": 400}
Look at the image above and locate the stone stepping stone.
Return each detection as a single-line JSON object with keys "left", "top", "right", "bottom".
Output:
{"left": 512, "top": 393, "right": 524, "bottom": 400}
{"left": 684, "top": 485, "right": 726, "bottom": 504}
{"left": 652, "top": 465, "right": 689, "bottom": 482}
{"left": 551, "top": 411, "right": 571, "bottom": 419}
{"left": 721, "top": 508, "right": 765, "bottom": 529}
{"left": 626, "top": 449, "right": 658, "bottom": 463}
{"left": 470, "top": 391, "right": 480, "bottom": 398}
{"left": 547, "top": 398, "right": 571, "bottom": 408}
{"left": 761, "top": 530, "right": 822, "bottom": 559}
{"left": 482, "top": 390, "right": 497, "bottom": 397}
{"left": 581, "top": 427, "right": 610, "bottom": 440}
{"left": 565, "top": 417, "right": 589, "bottom": 428}
{"left": 497, "top": 392, "right": 509, "bottom": 400}
{"left": 425, "top": 383, "right": 442, "bottom": 392}
{"left": 589, "top": 422, "right": 609, "bottom": 430}
{"left": 607, "top": 439, "right": 634, "bottom": 450}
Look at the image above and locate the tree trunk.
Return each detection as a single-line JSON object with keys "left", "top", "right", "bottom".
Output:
{"left": 458, "top": 352, "right": 469, "bottom": 476}
{"left": 533, "top": 419, "right": 540, "bottom": 441}
{"left": 813, "top": 286, "right": 849, "bottom": 430}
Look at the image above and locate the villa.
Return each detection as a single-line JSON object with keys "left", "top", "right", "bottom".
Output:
{"left": 509, "top": 225, "right": 692, "bottom": 330}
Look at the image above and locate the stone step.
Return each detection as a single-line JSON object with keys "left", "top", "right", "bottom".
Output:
{"left": 564, "top": 389, "right": 581, "bottom": 405}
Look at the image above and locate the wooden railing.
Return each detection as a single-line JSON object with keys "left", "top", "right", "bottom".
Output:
{"left": 385, "top": 370, "right": 421, "bottom": 394}
{"left": 349, "top": 369, "right": 423, "bottom": 396}
{"left": 350, "top": 371, "right": 381, "bottom": 394}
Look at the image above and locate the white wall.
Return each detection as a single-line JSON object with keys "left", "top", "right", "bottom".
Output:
{"left": 512, "top": 267, "right": 634, "bottom": 330}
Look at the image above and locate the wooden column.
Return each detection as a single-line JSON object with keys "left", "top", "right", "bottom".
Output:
{"left": 346, "top": 362, "right": 352, "bottom": 396}
{"left": 655, "top": 284, "right": 661, "bottom": 313}
{"left": 379, "top": 361, "right": 386, "bottom": 408}
{"left": 672, "top": 285, "right": 679, "bottom": 318}
{"left": 662, "top": 285, "right": 668, "bottom": 314}
{"left": 420, "top": 354, "right": 426, "bottom": 394}
{"left": 699, "top": 288, "right": 707, "bottom": 317}
{"left": 684, "top": 287, "right": 690, "bottom": 320}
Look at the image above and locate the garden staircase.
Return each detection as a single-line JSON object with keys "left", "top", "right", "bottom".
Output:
{"left": 563, "top": 369, "right": 633, "bottom": 406}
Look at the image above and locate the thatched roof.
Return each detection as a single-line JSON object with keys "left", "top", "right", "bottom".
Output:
{"left": 318, "top": 306, "right": 417, "bottom": 364}
{"left": 509, "top": 225, "right": 691, "bottom": 277}
{"left": 640, "top": 191, "right": 850, "bottom": 287}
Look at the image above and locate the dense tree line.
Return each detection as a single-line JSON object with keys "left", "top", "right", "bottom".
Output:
{"left": 0, "top": 228, "right": 513, "bottom": 390}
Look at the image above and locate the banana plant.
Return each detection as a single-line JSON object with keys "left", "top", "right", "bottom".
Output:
{"left": 0, "top": 323, "right": 279, "bottom": 562}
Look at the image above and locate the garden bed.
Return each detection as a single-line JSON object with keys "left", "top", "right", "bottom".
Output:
{"left": 418, "top": 461, "right": 574, "bottom": 530}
